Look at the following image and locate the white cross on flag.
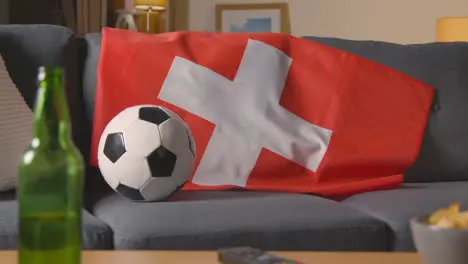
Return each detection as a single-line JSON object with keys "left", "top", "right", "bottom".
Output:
{"left": 91, "top": 29, "right": 434, "bottom": 196}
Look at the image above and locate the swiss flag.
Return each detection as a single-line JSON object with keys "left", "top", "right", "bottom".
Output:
{"left": 91, "top": 28, "right": 433, "bottom": 196}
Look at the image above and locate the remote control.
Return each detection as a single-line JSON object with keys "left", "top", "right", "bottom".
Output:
{"left": 218, "top": 247, "right": 303, "bottom": 264}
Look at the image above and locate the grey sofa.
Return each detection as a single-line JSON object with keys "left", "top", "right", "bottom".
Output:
{"left": 1, "top": 24, "right": 468, "bottom": 252}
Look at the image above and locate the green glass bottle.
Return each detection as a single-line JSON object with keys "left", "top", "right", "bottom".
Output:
{"left": 18, "top": 67, "right": 84, "bottom": 264}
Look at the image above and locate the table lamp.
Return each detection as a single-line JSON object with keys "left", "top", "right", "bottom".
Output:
{"left": 134, "top": 0, "right": 167, "bottom": 11}
{"left": 437, "top": 17, "right": 468, "bottom": 42}
{"left": 115, "top": 0, "right": 167, "bottom": 33}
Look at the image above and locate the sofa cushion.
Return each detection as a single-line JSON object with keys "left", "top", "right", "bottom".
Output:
{"left": 342, "top": 181, "right": 468, "bottom": 251}
{"left": 0, "top": 191, "right": 113, "bottom": 249}
{"left": 91, "top": 190, "right": 388, "bottom": 250}
{"left": 77, "top": 33, "right": 101, "bottom": 127}
{"left": 0, "top": 54, "right": 33, "bottom": 191}
{"left": 0, "top": 24, "right": 92, "bottom": 186}
{"left": 73, "top": 34, "right": 101, "bottom": 174}
{"left": 303, "top": 36, "right": 468, "bottom": 183}
{"left": 0, "top": 25, "right": 73, "bottom": 108}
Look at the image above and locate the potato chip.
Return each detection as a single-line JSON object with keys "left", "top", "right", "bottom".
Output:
{"left": 429, "top": 209, "right": 450, "bottom": 224}
{"left": 454, "top": 212, "right": 468, "bottom": 228}
{"left": 427, "top": 203, "right": 468, "bottom": 229}
{"left": 434, "top": 217, "right": 454, "bottom": 228}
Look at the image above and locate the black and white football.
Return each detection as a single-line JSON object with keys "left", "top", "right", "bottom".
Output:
{"left": 97, "top": 105, "right": 196, "bottom": 202}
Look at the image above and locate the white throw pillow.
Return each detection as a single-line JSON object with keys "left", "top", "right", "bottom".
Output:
{"left": 0, "top": 55, "right": 33, "bottom": 191}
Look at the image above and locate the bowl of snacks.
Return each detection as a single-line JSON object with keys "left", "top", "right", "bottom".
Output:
{"left": 411, "top": 203, "right": 468, "bottom": 264}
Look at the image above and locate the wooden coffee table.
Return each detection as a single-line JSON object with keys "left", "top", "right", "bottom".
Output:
{"left": 1, "top": 250, "right": 424, "bottom": 264}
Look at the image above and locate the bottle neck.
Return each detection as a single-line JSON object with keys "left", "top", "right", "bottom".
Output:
{"left": 32, "top": 67, "right": 71, "bottom": 148}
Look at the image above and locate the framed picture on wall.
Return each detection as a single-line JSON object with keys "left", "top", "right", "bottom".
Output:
{"left": 215, "top": 3, "right": 290, "bottom": 34}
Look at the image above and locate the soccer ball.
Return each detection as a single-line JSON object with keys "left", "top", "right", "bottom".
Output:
{"left": 97, "top": 105, "right": 196, "bottom": 202}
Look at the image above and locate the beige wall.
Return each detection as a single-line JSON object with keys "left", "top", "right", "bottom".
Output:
{"left": 188, "top": 0, "right": 468, "bottom": 44}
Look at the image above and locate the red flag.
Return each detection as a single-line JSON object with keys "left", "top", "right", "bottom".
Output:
{"left": 91, "top": 28, "right": 433, "bottom": 196}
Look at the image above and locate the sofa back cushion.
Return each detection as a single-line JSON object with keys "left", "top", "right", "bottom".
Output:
{"left": 78, "top": 33, "right": 101, "bottom": 127}
{"left": 0, "top": 54, "right": 33, "bottom": 191}
{"left": 304, "top": 36, "right": 468, "bottom": 182}
{"left": 0, "top": 25, "right": 73, "bottom": 107}
{"left": 0, "top": 25, "right": 89, "bottom": 175}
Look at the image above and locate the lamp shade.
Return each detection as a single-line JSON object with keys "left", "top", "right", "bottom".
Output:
{"left": 437, "top": 17, "right": 468, "bottom": 42}
{"left": 134, "top": 0, "right": 166, "bottom": 7}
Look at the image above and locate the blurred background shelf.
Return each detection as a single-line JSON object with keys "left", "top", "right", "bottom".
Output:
{"left": 0, "top": 0, "right": 188, "bottom": 34}
{"left": 1, "top": 0, "right": 69, "bottom": 25}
